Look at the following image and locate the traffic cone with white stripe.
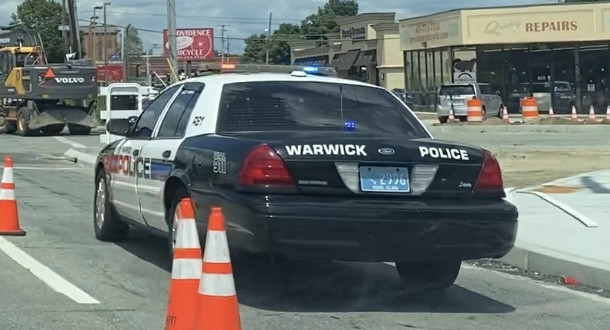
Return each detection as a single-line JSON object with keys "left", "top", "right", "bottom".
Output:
{"left": 502, "top": 105, "right": 509, "bottom": 124}
{"left": 0, "top": 156, "right": 25, "bottom": 236}
{"left": 194, "top": 207, "right": 242, "bottom": 330}
{"left": 571, "top": 105, "right": 578, "bottom": 122}
{"left": 165, "top": 198, "right": 202, "bottom": 330}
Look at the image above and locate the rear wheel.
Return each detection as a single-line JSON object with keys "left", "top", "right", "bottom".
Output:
{"left": 94, "top": 168, "right": 129, "bottom": 241}
{"left": 0, "top": 114, "right": 15, "bottom": 133}
{"left": 68, "top": 124, "right": 92, "bottom": 135}
{"left": 438, "top": 116, "right": 448, "bottom": 124}
{"left": 395, "top": 260, "right": 462, "bottom": 294}
{"left": 16, "top": 107, "right": 35, "bottom": 136}
{"left": 166, "top": 186, "right": 191, "bottom": 262}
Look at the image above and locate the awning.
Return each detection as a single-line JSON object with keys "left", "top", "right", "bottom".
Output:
{"left": 353, "top": 50, "right": 376, "bottom": 67}
{"left": 331, "top": 49, "right": 360, "bottom": 71}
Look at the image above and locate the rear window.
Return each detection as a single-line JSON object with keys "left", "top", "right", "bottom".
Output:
{"left": 439, "top": 85, "right": 475, "bottom": 96}
{"left": 216, "top": 81, "right": 429, "bottom": 137}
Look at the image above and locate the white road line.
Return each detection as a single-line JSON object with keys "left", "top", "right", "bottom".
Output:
{"left": 54, "top": 136, "right": 87, "bottom": 149}
{"left": 515, "top": 190, "right": 599, "bottom": 228}
{"left": 0, "top": 236, "right": 100, "bottom": 304}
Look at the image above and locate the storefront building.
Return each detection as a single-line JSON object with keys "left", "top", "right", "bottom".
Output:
{"left": 290, "top": 12, "right": 405, "bottom": 91}
{"left": 400, "top": 2, "right": 610, "bottom": 113}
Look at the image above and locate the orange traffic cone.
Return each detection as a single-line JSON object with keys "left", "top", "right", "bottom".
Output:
{"left": 194, "top": 207, "right": 241, "bottom": 330}
{"left": 548, "top": 106, "right": 554, "bottom": 117}
{"left": 0, "top": 156, "right": 25, "bottom": 236}
{"left": 571, "top": 105, "right": 578, "bottom": 122}
{"left": 165, "top": 198, "right": 202, "bottom": 330}
{"left": 502, "top": 105, "right": 509, "bottom": 124}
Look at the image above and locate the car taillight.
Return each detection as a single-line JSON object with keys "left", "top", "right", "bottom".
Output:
{"left": 239, "top": 144, "right": 294, "bottom": 187}
{"left": 473, "top": 150, "right": 505, "bottom": 197}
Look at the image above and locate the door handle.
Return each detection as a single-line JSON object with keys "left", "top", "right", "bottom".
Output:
{"left": 132, "top": 149, "right": 139, "bottom": 157}
{"left": 162, "top": 150, "right": 171, "bottom": 158}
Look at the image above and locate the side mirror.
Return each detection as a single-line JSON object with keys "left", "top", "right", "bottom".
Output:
{"left": 107, "top": 117, "right": 136, "bottom": 137}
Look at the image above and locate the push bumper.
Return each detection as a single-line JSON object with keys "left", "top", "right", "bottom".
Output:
{"left": 193, "top": 191, "right": 519, "bottom": 263}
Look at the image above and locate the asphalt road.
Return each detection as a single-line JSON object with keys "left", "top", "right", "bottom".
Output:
{"left": 1, "top": 132, "right": 610, "bottom": 330}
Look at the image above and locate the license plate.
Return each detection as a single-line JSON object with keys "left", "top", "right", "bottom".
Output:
{"left": 359, "top": 166, "right": 410, "bottom": 193}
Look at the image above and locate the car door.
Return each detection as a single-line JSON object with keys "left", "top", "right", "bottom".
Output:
{"left": 110, "top": 84, "right": 182, "bottom": 223}
{"left": 136, "top": 82, "right": 206, "bottom": 232}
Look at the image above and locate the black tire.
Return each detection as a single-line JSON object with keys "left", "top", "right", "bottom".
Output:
{"left": 94, "top": 168, "right": 129, "bottom": 241}
{"left": 438, "top": 116, "right": 448, "bottom": 124}
{"left": 68, "top": 124, "right": 92, "bottom": 135}
{"left": 16, "top": 107, "right": 35, "bottom": 136}
{"left": 41, "top": 124, "right": 65, "bottom": 135}
{"left": 395, "top": 260, "right": 462, "bottom": 294}
{"left": 165, "top": 185, "right": 191, "bottom": 261}
{"left": 0, "top": 114, "right": 15, "bottom": 133}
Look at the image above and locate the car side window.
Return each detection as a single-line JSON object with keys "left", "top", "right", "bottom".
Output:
{"left": 132, "top": 85, "right": 181, "bottom": 139}
{"left": 157, "top": 83, "right": 204, "bottom": 138}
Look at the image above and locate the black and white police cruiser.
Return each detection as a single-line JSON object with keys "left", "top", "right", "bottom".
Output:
{"left": 93, "top": 63, "right": 518, "bottom": 293}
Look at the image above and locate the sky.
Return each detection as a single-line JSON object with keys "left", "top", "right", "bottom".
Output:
{"left": 0, "top": 0, "right": 559, "bottom": 55}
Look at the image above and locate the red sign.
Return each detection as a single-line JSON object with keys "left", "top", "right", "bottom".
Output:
{"left": 162, "top": 28, "right": 215, "bottom": 61}
{"left": 97, "top": 65, "right": 124, "bottom": 82}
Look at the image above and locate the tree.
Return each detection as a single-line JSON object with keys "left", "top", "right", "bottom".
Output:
{"left": 241, "top": 0, "right": 358, "bottom": 64}
{"left": 10, "top": 0, "right": 64, "bottom": 63}
{"left": 301, "top": 0, "right": 359, "bottom": 40}
{"left": 124, "top": 24, "right": 143, "bottom": 57}
{"left": 240, "top": 34, "right": 267, "bottom": 64}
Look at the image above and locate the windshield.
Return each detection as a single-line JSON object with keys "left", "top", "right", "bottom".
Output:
{"left": 216, "top": 81, "right": 429, "bottom": 137}
{"left": 439, "top": 85, "right": 475, "bottom": 96}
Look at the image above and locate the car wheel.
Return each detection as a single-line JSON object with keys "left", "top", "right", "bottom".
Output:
{"left": 395, "top": 260, "right": 461, "bottom": 293}
{"left": 438, "top": 116, "right": 448, "bottom": 124}
{"left": 166, "top": 186, "right": 192, "bottom": 262}
{"left": 94, "top": 168, "right": 129, "bottom": 241}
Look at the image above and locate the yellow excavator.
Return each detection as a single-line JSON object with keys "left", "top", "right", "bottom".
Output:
{"left": 0, "top": 25, "right": 98, "bottom": 136}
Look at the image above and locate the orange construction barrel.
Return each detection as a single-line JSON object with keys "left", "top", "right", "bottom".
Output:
{"left": 521, "top": 97, "right": 539, "bottom": 122}
{"left": 467, "top": 97, "right": 484, "bottom": 123}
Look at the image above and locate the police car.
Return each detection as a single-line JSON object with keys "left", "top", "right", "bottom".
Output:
{"left": 93, "top": 63, "right": 518, "bottom": 292}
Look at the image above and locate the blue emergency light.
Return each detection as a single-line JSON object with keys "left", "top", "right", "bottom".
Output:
{"left": 343, "top": 120, "right": 356, "bottom": 131}
{"left": 302, "top": 66, "right": 319, "bottom": 73}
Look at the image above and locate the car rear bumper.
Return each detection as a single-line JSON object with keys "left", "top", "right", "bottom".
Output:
{"left": 437, "top": 105, "right": 468, "bottom": 117}
{"left": 191, "top": 191, "right": 519, "bottom": 263}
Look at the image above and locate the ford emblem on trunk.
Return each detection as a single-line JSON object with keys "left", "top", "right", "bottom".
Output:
{"left": 378, "top": 147, "right": 395, "bottom": 156}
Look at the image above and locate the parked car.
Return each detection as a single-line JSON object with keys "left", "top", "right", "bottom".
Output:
{"left": 436, "top": 82, "right": 504, "bottom": 123}
{"left": 506, "top": 81, "right": 575, "bottom": 114}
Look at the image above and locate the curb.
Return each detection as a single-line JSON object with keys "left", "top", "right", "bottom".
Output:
{"left": 500, "top": 244, "right": 610, "bottom": 291}
{"left": 64, "top": 148, "right": 98, "bottom": 168}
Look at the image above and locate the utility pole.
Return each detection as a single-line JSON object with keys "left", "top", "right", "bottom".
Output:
{"left": 71, "top": 0, "right": 83, "bottom": 59}
{"left": 93, "top": 6, "right": 102, "bottom": 64}
{"left": 103, "top": 2, "right": 111, "bottom": 86}
{"left": 61, "top": 0, "right": 68, "bottom": 55}
{"left": 266, "top": 12, "right": 272, "bottom": 64}
{"left": 227, "top": 34, "right": 230, "bottom": 57}
{"left": 218, "top": 25, "right": 227, "bottom": 64}
{"left": 167, "top": 0, "right": 178, "bottom": 83}
{"left": 121, "top": 27, "right": 126, "bottom": 82}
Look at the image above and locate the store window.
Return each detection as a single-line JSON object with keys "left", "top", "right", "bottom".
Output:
{"left": 579, "top": 43, "right": 609, "bottom": 113}
{"left": 476, "top": 45, "right": 505, "bottom": 100}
